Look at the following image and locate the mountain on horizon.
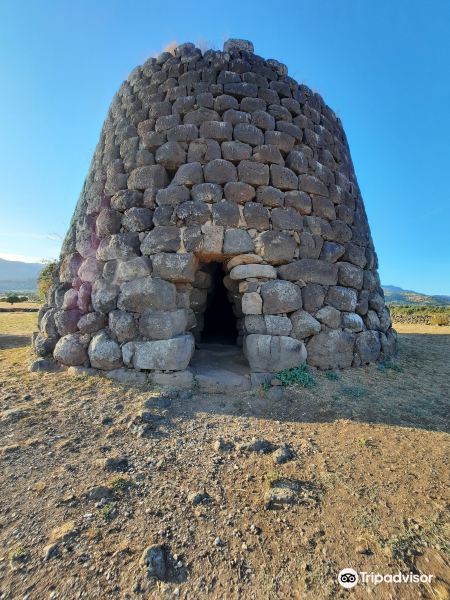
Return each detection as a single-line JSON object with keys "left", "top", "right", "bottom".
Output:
{"left": 0, "top": 258, "right": 44, "bottom": 292}
{"left": 382, "top": 284, "right": 450, "bottom": 306}
{"left": 0, "top": 257, "right": 449, "bottom": 304}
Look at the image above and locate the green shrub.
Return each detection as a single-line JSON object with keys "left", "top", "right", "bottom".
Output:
{"left": 2, "top": 293, "right": 28, "bottom": 305}
{"left": 37, "top": 261, "right": 59, "bottom": 302}
{"left": 99, "top": 503, "right": 115, "bottom": 521}
{"left": 325, "top": 371, "right": 339, "bottom": 381}
{"left": 108, "top": 476, "right": 133, "bottom": 493}
{"left": 9, "top": 546, "right": 30, "bottom": 562}
{"left": 378, "top": 359, "right": 403, "bottom": 372}
{"left": 274, "top": 364, "right": 316, "bottom": 388}
{"left": 389, "top": 303, "right": 450, "bottom": 321}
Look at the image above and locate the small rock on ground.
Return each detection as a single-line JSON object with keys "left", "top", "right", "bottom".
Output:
{"left": 243, "top": 438, "right": 276, "bottom": 454}
{"left": 188, "top": 491, "right": 211, "bottom": 505}
{"left": 140, "top": 544, "right": 167, "bottom": 580}
{"left": 273, "top": 444, "right": 294, "bottom": 464}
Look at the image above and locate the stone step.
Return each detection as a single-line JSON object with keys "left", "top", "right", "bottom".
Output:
{"left": 193, "top": 368, "right": 251, "bottom": 394}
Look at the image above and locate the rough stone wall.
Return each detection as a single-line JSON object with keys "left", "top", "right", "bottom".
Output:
{"left": 34, "top": 39, "right": 397, "bottom": 380}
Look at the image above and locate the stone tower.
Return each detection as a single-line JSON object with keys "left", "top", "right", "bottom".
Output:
{"left": 34, "top": 39, "right": 396, "bottom": 383}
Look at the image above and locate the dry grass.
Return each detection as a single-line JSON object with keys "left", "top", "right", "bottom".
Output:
{"left": 0, "top": 315, "right": 449, "bottom": 599}
{"left": 0, "top": 312, "right": 37, "bottom": 335}
{"left": 394, "top": 322, "right": 450, "bottom": 335}
{"left": 0, "top": 301, "right": 39, "bottom": 310}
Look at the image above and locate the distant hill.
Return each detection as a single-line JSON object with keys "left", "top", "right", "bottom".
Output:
{"left": 0, "top": 258, "right": 44, "bottom": 292}
{"left": 382, "top": 285, "right": 450, "bottom": 306}
{"left": 1, "top": 257, "right": 449, "bottom": 305}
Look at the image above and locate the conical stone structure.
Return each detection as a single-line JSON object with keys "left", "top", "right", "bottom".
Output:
{"left": 34, "top": 39, "right": 397, "bottom": 383}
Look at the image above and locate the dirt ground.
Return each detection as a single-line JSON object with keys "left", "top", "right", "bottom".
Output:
{"left": 0, "top": 313, "right": 449, "bottom": 599}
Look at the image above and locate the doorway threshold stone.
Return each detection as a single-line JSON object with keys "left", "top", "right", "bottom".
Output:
{"left": 191, "top": 343, "right": 251, "bottom": 393}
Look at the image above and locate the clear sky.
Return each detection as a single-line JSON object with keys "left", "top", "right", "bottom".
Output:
{"left": 0, "top": 0, "right": 449, "bottom": 294}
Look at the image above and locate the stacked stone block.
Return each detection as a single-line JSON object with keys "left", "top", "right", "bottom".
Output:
{"left": 34, "top": 39, "right": 397, "bottom": 380}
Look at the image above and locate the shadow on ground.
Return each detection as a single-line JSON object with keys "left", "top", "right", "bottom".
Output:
{"left": 2, "top": 326, "right": 449, "bottom": 434}
{"left": 146, "top": 332, "right": 450, "bottom": 435}
{"left": 0, "top": 334, "right": 30, "bottom": 350}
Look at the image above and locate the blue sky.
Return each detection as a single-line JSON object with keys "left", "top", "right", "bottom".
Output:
{"left": 0, "top": 0, "right": 449, "bottom": 294}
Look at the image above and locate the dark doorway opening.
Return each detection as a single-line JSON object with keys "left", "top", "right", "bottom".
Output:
{"left": 202, "top": 264, "right": 237, "bottom": 345}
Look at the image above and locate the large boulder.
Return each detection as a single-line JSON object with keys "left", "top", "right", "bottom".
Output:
{"left": 62, "top": 288, "right": 78, "bottom": 310}
{"left": 77, "top": 312, "right": 106, "bottom": 334}
{"left": 141, "top": 226, "right": 180, "bottom": 254}
{"left": 342, "top": 312, "right": 364, "bottom": 332}
{"left": 176, "top": 200, "right": 210, "bottom": 226}
{"left": 241, "top": 292, "right": 263, "bottom": 315}
{"left": 77, "top": 282, "right": 92, "bottom": 313}
{"left": 237, "top": 160, "right": 269, "bottom": 186}
{"left": 204, "top": 159, "right": 237, "bottom": 184}
{"left": 88, "top": 331, "right": 123, "bottom": 370}
{"left": 96, "top": 233, "right": 140, "bottom": 261}
{"left": 91, "top": 280, "right": 119, "bottom": 313}
{"left": 59, "top": 253, "right": 82, "bottom": 283}
{"left": 338, "top": 262, "right": 364, "bottom": 290}
{"left": 151, "top": 253, "right": 197, "bottom": 283}
{"left": 78, "top": 257, "right": 103, "bottom": 283}
{"left": 118, "top": 277, "right": 176, "bottom": 312}
{"left": 298, "top": 174, "right": 329, "bottom": 196}
{"left": 171, "top": 162, "right": 204, "bottom": 186}
{"left": 34, "top": 333, "right": 58, "bottom": 357}
{"left": 344, "top": 243, "right": 367, "bottom": 268}
{"left": 155, "top": 141, "right": 186, "bottom": 169}
{"left": 54, "top": 334, "right": 88, "bottom": 366}
{"left": 244, "top": 315, "right": 266, "bottom": 334}
{"left": 302, "top": 283, "right": 326, "bottom": 313}
{"left": 365, "top": 309, "right": 381, "bottom": 330}
{"left": 110, "top": 189, "right": 143, "bottom": 211}
{"left": 243, "top": 203, "right": 270, "bottom": 230}
{"left": 264, "top": 315, "right": 292, "bottom": 336}
{"left": 108, "top": 310, "right": 138, "bottom": 343}
{"left": 223, "top": 229, "right": 254, "bottom": 254}
{"left": 122, "top": 207, "right": 153, "bottom": 232}
{"left": 260, "top": 280, "right": 302, "bottom": 314}
{"left": 290, "top": 310, "right": 321, "bottom": 339}
{"left": 40, "top": 308, "right": 58, "bottom": 337}
{"left": 229, "top": 264, "right": 277, "bottom": 280}
{"left": 306, "top": 331, "right": 355, "bottom": 369}
{"left": 244, "top": 334, "right": 307, "bottom": 372}
{"left": 355, "top": 330, "right": 381, "bottom": 364}
{"left": 380, "top": 329, "right": 397, "bottom": 359}
{"left": 122, "top": 334, "right": 195, "bottom": 370}
{"left": 54, "top": 309, "right": 81, "bottom": 336}
{"left": 257, "top": 231, "right": 296, "bottom": 265}
{"left": 325, "top": 286, "right": 358, "bottom": 312}
{"left": 378, "top": 307, "right": 392, "bottom": 332}
{"left": 127, "top": 165, "right": 168, "bottom": 191}
{"left": 212, "top": 201, "right": 240, "bottom": 227}
{"left": 320, "top": 242, "right": 345, "bottom": 263}
{"left": 96, "top": 208, "right": 122, "bottom": 236}
{"left": 156, "top": 185, "right": 190, "bottom": 206}
{"left": 315, "top": 306, "right": 341, "bottom": 328}
{"left": 226, "top": 253, "right": 264, "bottom": 270}
{"left": 139, "top": 309, "right": 189, "bottom": 340}
{"left": 271, "top": 207, "right": 303, "bottom": 231}
{"left": 356, "top": 290, "right": 370, "bottom": 315}
{"left": 278, "top": 259, "right": 338, "bottom": 285}
{"left": 199, "top": 224, "right": 224, "bottom": 258}
{"left": 108, "top": 257, "right": 152, "bottom": 283}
